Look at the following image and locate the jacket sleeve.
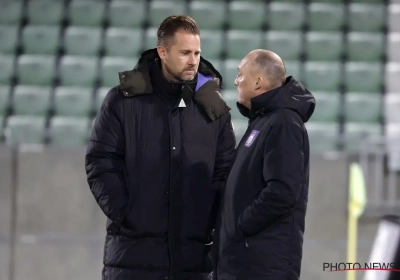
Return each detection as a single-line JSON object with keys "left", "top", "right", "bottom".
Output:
{"left": 238, "top": 115, "right": 305, "bottom": 237}
{"left": 85, "top": 87, "right": 129, "bottom": 226}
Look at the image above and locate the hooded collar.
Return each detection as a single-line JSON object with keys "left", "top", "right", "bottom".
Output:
{"left": 237, "top": 76, "right": 316, "bottom": 123}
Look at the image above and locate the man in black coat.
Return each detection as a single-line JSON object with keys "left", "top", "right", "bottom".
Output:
{"left": 213, "top": 50, "right": 316, "bottom": 280}
{"left": 85, "top": 16, "right": 236, "bottom": 280}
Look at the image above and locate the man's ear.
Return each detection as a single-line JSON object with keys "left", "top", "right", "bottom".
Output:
{"left": 254, "top": 76, "right": 263, "bottom": 91}
{"left": 157, "top": 46, "right": 167, "bottom": 61}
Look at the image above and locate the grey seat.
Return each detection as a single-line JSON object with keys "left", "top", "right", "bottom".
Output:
{"left": 0, "top": 25, "right": 19, "bottom": 54}
{"left": 64, "top": 27, "right": 102, "bottom": 56}
{"left": 54, "top": 87, "right": 93, "bottom": 117}
{"left": 309, "top": 91, "right": 340, "bottom": 122}
{"left": 59, "top": 55, "right": 98, "bottom": 87}
{"left": 27, "top": 1, "right": 64, "bottom": 25}
{"left": 266, "top": 32, "right": 303, "bottom": 61}
{"left": 108, "top": 0, "right": 146, "bottom": 28}
{"left": 22, "top": 25, "right": 61, "bottom": 55}
{"left": 100, "top": 57, "right": 136, "bottom": 88}
{"left": 226, "top": 31, "right": 263, "bottom": 59}
{"left": 68, "top": 0, "right": 106, "bottom": 27}
{"left": 306, "top": 32, "right": 344, "bottom": 61}
{"left": 304, "top": 62, "right": 342, "bottom": 91}
{"left": 5, "top": 115, "right": 46, "bottom": 145}
{"left": 105, "top": 28, "right": 142, "bottom": 57}
{"left": 0, "top": 55, "right": 15, "bottom": 85}
{"left": 347, "top": 32, "right": 384, "bottom": 62}
{"left": 17, "top": 55, "right": 56, "bottom": 86}
{"left": 13, "top": 86, "right": 51, "bottom": 116}
{"left": 344, "top": 92, "right": 382, "bottom": 123}
{"left": 305, "top": 122, "right": 340, "bottom": 152}
{"left": 0, "top": 1, "right": 23, "bottom": 25}
{"left": 49, "top": 116, "right": 90, "bottom": 147}
{"left": 345, "top": 62, "right": 383, "bottom": 93}
{"left": 343, "top": 122, "right": 382, "bottom": 151}
{"left": 0, "top": 86, "right": 10, "bottom": 116}
{"left": 149, "top": 1, "right": 185, "bottom": 28}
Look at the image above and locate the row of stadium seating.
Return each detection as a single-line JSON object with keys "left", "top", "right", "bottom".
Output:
{"left": 0, "top": 25, "right": 388, "bottom": 63}
{"left": 0, "top": 1, "right": 393, "bottom": 33}
{"left": 0, "top": 54, "right": 386, "bottom": 91}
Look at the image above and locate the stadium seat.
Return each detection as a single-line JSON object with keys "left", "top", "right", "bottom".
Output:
{"left": 68, "top": 0, "right": 106, "bottom": 27}
{"left": 389, "top": 4, "right": 400, "bottom": 33}
{"left": 0, "top": 1, "right": 23, "bottom": 25}
{"left": 5, "top": 115, "right": 46, "bottom": 145}
{"left": 0, "top": 25, "right": 19, "bottom": 54}
{"left": 309, "top": 91, "right": 341, "bottom": 122}
{"left": 231, "top": 119, "right": 249, "bottom": 145}
{"left": 13, "top": 86, "right": 51, "bottom": 116}
{"left": 22, "top": 25, "right": 60, "bottom": 55}
{"left": 105, "top": 28, "right": 142, "bottom": 58}
{"left": 17, "top": 55, "right": 56, "bottom": 86}
{"left": 95, "top": 87, "right": 109, "bottom": 112}
{"left": 59, "top": 56, "right": 98, "bottom": 87}
{"left": 229, "top": 1, "right": 265, "bottom": 30}
{"left": 0, "top": 115, "right": 3, "bottom": 141}
{"left": 54, "top": 87, "right": 93, "bottom": 117}
{"left": 100, "top": 57, "right": 136, "bottom": 88}
{"left": 149, "top": 1, "right": 186, "bottom": 28}
{"left": 265, "top": 32, "right": 303, "bottom": 61}
{"left": 109, "top": 0, "right": 146, "bottom": 28}
{"left": 223, "top": 59, "right": 241, "bottom": 90}
{"left": 199, "top": 31, "right": 223, "bottom": 60}
{"left": 347, "top": 32, "right": 384, "bottom": 62}
{"left": 64, "top": 27, "right": 102, "bottom": 56}
{"left": 27, "top": 1, "right": 64, "bottom": 25}
{"left": 226, "top": 31, "right": 263, "bottom": 59}
{"left": 343, "top": 122, "right": 382, "bottom": 151}
{"left": 269, "top": 3, "right": 306, "bottom": 31}
{"left": 386, "top": 63, "right": 400, "bottom": 93}
{"left": 344, "top": 93, "right": 382, "bottom": 123}
{"left": 305, "top": 122, "right": 339, "bottom": 152}
{"left": 223, "top": 91, "right": 242, "bottom": 120}
{"left": 0, "top": 55, "right": 15, "bottom": 85}
{"left": 145, "top": 28, "right": 158, "bottom": 50}
{"left": 284, "top": 61, "right": 301, "bottom": 80}
{"left": 304, "top": 62, "right": 342, "bottom": 91}
{"left": 385, "top": 93, "right": 400, "bottom": 124}
{"left": 49, "top": 116, "right": 90, "bottom": 147}
{"left": 308, "top": 4, "right": 345, "bottom": 31}
{"left": 188, "top": 1, "right": 226, "bottom": 30}
{"left": 306, "top": 32, "right": 344, "bottom": 61}
{"left": 387, "top": 33, "right": 400, "bottom": 62}
{"left": 0, "top": 86, "right": 10, "bottom": 116}
{"left": 348, "top": 4, "right": 385, "bottom": 32}
{"left": 345, "top": 62, "right": 383, "bottom": 92}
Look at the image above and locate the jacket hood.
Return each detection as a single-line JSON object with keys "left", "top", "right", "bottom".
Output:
{"left": 238, "top": 76, "right": 316, "bottom": 123}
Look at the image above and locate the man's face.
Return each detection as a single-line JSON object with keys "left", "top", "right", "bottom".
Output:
{"left": 234, "top": 58, "right": 258, "bottom": 108}
{"left": 159, "top": 31, "right": 201, "bottom": 82}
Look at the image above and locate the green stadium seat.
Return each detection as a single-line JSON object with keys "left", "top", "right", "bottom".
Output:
{"left": 100, "top": 57, "right": 136, "bottom": 88}
{"left": 54, "top": 87, "right": 93, "bottom": 117}
{"left": 348, "top": 4, "right": 385, "bottom": 32}
{"left": 345, "top": 92, "right": 382, "bottom": 123}
{"left": 308, "top": 4, "right": 345, "bottom": 31}
{"left": 0, "top": 115, "right": 3, "bottom": 141}
{"left": 199, "top": 31, "right": 223, "bottom": 60}
{"left": 310, "top": 92, "right": 341, "bottom": 122}
{"left": 226, "top": 31, "right": 263, "bottom": 59}
{"left": 105, "top": 28, "right": 142, "bottom": 57}
{"left": 59, "top": 56, "right": 98, "bottom": 87}
{"left": 306, "top": 32, "right": 344, "bottom": 61}
{"left": 0, "top": 86, "right": 10, "bottom": 116}
{"left": 304, "top": 62, "right": 342, "bottom": 91}
{"left": 206, "top": 59, "right": 222, "bottom": 76}
{"left": 17, "top": 55, "right": 56, "bottom": 86}
{"left": 188, "top": 1, "right": 226, "bottom": 30}
{"left": 223, "top": 91, "right": 242, "bottom": 120}
{"left": 266, "top": 32, "right": 302, "bottom": 61}
{"left": 109, "top": 0, "right": 146, "bottom": 28}
{"left": 305, "top": 122, "right": 339, "bottom": 152}
{"left": 347, "top": 32, "right": 384, "bottom": 62}
{"left": 49, "top": 116, "right": 90, "bottom": 146}
{"left": 145, "top": 28, "right": 158, "bottom": 50}
{"left": 232, "top": 119, "right": 249, "bottom": 145}
{"left": 13, "top": 86, "right": 51, "bottom": 116}
{"left": 0, "top": 25, "right": 18, "bottom": 54}
{"left": 0, "top": 1, "right": 23, "bottom": 25}
{"left": 343, "top": 122, "right": 382, "bottom": 151}
{"left": 68, "top": 0, "right": 106, "bottom": 27}
{"left": 269, "top": 3, "right": 306, "bottom": 31}
{"left": 309, "top": 0, "right": 343, "bottom": 2}
{"left": 284, "top": 61, "right": 301, "bottom": 80}
{"left": 345, "top": 62, "right": 383, "bottom": 92}
{"left": 5, "top": 115, "right": 46, "bottom": 145}
{"left": 229, "top": 1, "right": 265, "bottom": 30}
{"left": 223, "top": 59, "right": 241, "bottom": 90}
{"left": 22, "top": 25, "right": 60, "bottom": 55}
{"left": 27, "top": 1, "right": 64, "bottom": 25}
{"left": 0, "top": 55, "right": 15, "bottom": 85}
{"left": 96, "top": 87, "right": 109, "bottom": 112}
{"left": 149, "top": 1, "right": 186, "bottom": 28}
{"left": 64, "top": 27, "right": 102, "bottom": 56}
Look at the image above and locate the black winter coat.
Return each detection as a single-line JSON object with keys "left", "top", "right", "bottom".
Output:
{"left": 213, "top": 77, "right": 315, "bottom": 280}
{"left": 85, "top": 49, "right": 236, "bottom": 280}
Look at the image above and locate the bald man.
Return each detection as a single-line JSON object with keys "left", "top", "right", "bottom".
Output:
{"left": 212, "top": 50, "right": 316, "bottom": 280}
